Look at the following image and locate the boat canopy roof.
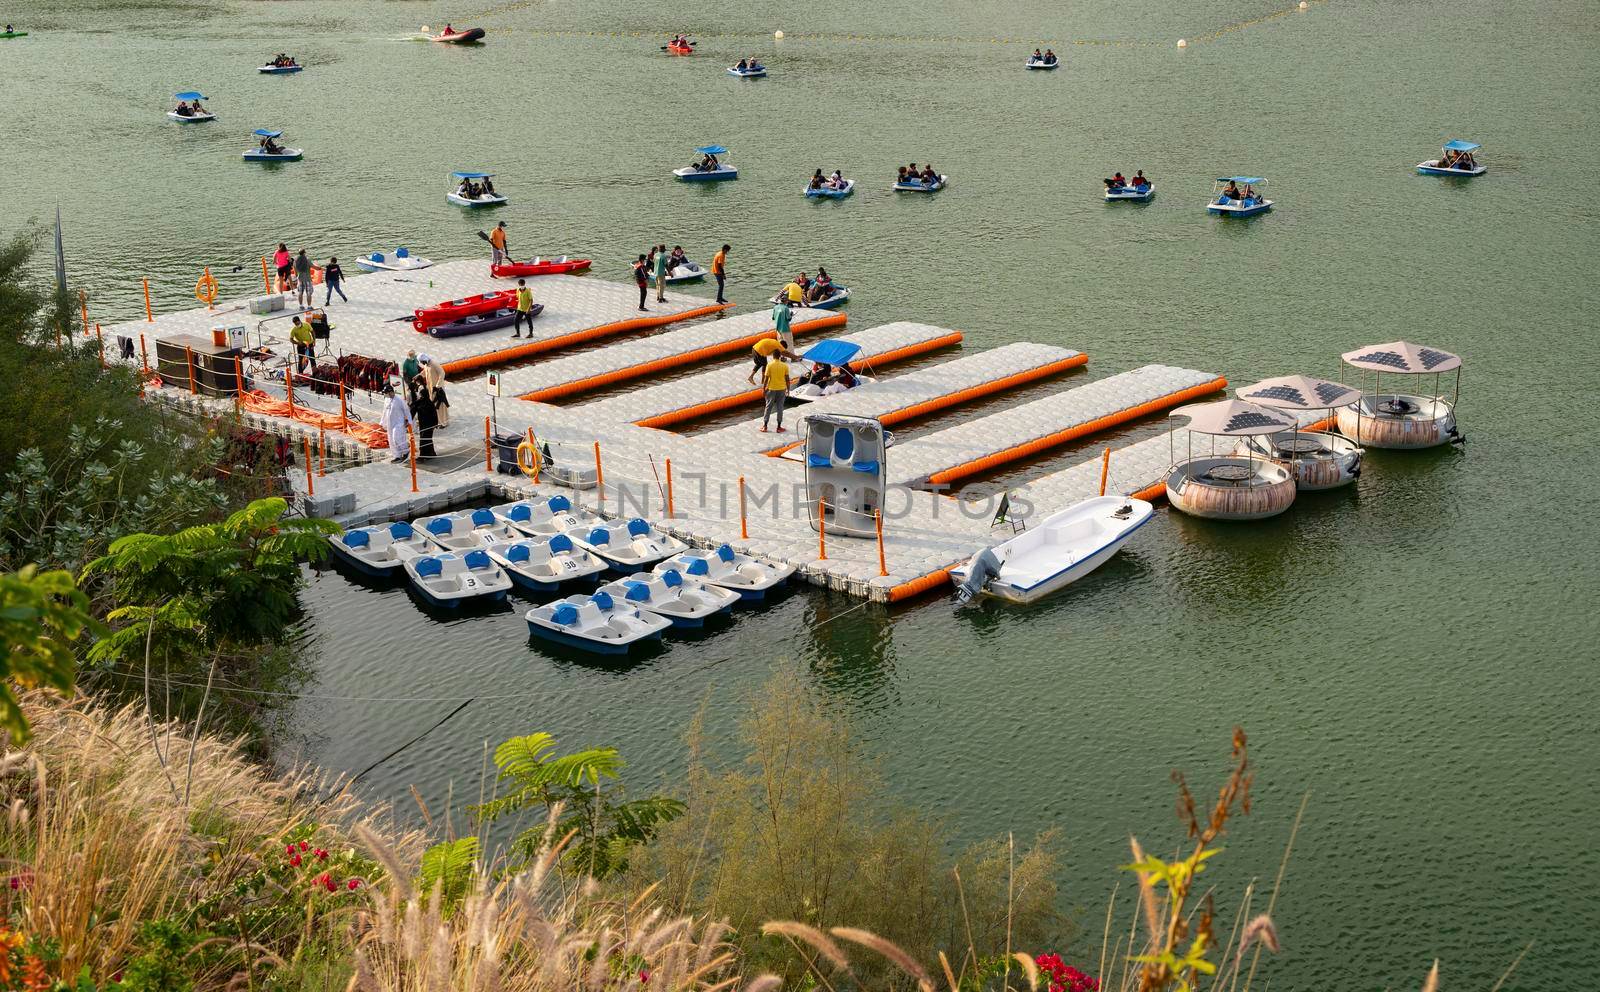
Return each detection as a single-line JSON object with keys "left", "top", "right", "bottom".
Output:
{"left": 252, "top": 128, "right": 282, "bottom": 137}
{"left": 805, "top": 412, "right": 884, "bottom": 433}
{"left": 694, "top": 145, "right": 728, "bottom": 155}
{"left": 1216, "top": 176, "right": 1265, "bottom": 184}
{"left": 174, "top": 91, "right": 206, "bottom": 100}
{"left": 1238, "top": 375, "right": 1361, "bottom": 411}
{"left": 801, "top": 340, "right": 862, "bottom": 366}
{"left": 1340, "top": 340, "right": 1462, "bottom": 374}
{"left": 1169, "top": 399, "right": 1297, "bottom": 436}
{"left": 1442, "top": 139, "right": 1480, "bottom": 152}
{"left": 450, "top": 171, "right": 494, "bottom": 179}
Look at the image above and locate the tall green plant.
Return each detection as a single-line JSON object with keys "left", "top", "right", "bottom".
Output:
{"left": 0, "top": 566, "right": 102, "bottom": 743}
{"left": 473, "top": 732, "right": 685, "bottom": 879}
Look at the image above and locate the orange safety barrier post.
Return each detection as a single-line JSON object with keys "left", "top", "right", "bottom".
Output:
{"left": 594, "top": 441, "right": 604, "bottom": 508}
{"left": 665, "top": 458, "right": 674, "bottom": 517}
{"left": 318, "top": 427, "right": 326, "bottom": 477}
{"left": 142, "top": 279, "right": 153, "bottom": 322}
{"left": 738, "top": 475, "right": 748, "bottom": 539}
{"left": 338, "top": 382, "right": 348, "bottom": 429}
{"left": 94, "top": 323, "right": 105, "bottom": 368}
{"left": 80, "top": 291, "right": 89, "bottom": 337}
{"left": 1099, "top": 447, "right": 1112, "bottom": 496}
{"left": 285, "top": 369, "right": 295, "bottom": 414}
{"left": 875, "top": 509, "right": 887, "bottom": 577}
{"left": 260, "top": 257, "right": 271, "bottom": 294}
{"left": 140, "top": 334, "right": 150, "bottom": 374}
{"left": 302, "top": 437, "right": 314, "bottom": 498}
{"left": 817, "top": 503, "right": 827, "bottom": 561}
{"left": 408, "top": 426, "right": 419, "bottom": 493}
{"left": 184, "top": 346, "right": 197, "bottom": 394}
{"left": 484, "top": 416, "right": 492, "bottom": 472}
{"left": 234, "top": 355, "right": 244, "bottom": 408}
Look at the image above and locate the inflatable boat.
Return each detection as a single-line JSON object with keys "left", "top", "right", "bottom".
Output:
{"left": 596, "top": 569, "right": 739, "bottom": 629}
{"left": 949, "top": 496, "right": 1153, "bottom": 604}
{"left": 242, "top": 129, "right": 302, "bottom": 162}
{"left": 257, "top": 63, "right": 302, "bottom": 74}
{"left": 327, "top": 521, "right": 431, "bottom": 578}
{"left": 568, "top": 518, "right": 687, "bottom": 573}
{"left": 654, "top": 544, "right": 795, "bottom": 602}
{"left": 805, "top": 179, "right": 855, "bottom": 199}
{"left": 667, "top": 261, "right": 707, "bottom": 283}
{"left": 428, "top": 305, "right": 539, "bottom": 338}
{"left": 487, "top": 534, "right": 606, "bottom": 593}
{"left": 354, "top": 247, "right": 433, "bottom": 273}
{"left": 491, "top": 256, "right": 591, "bottom": 277}
{"left": 415, "top": 508, "right": 521, "bottom": 551}
{"left": 727, "top": 63, "right": 766, "bottom": 77}
{"left": 492, "top": 495, "right": 599, "bottom": 537}
{"left": 525, "top": 591, "right": 671, "bottom": 654}
{"left": 413, "top": 289, "right": 517, "bottom": 331}
{"left": 403, "top": 549, "right": 512, "bottom": 609}
{"left": 429, "top": 27, "right": 485, "bottom": 43}
{"left": 893, "top": 175, "right": 947, "bottom": 192}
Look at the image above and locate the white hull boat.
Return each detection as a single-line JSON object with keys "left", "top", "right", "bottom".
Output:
{"left": 667, "top": 261, "right": 707, "bottom": 283}
{"left": 596, "top": 569, "right": 739, "bottom": 628}
{"left": 1025, "top": 58, "right": 1059, "bottom": 70}
{"left": 674, "top": 164, "right": 738, "bottom": 182}
{"left": 525, "top": 591, "right": 671, "bottom": 654}
{"left": 727, "top": 65, "right": 767, "bottom": 77}
{"left": 448, "top": 191, "right": 507, "bottom": 207}
{"left": 1417, "top": 159, "right": 1486, "bottom": 177}
{"left": 243, "top": 148, "right": 302, "bottom": 162}
{"left": 355, "top": 249, "right": 433, "bottom": 273}
{"left": 655, "top": 544, "right": 795, "bottom": 601}
{"left": 404, "top": 549, "right": 512, "bottom": 608}
{"left": 492, "top": 495, "right": 600, "bottom": 537}
{"left": 805, "top": 180, "right": 855, "bottom": 199}
{"left": 328, "top": 520, "right": 431, "bottom": 577}
{"left": 1105, "top": 185, "right": 1153, "bottom": 201}
{"left": 486, "top": 535, "right": 606, "bottom": 592}
{"left": 893, "top": 175, "right": 947, "bottom": 192}
{"left": 788, "top": 373, "right": 876, "bottom": 404}
{"left": 950, "top": 496, "right": 1153, "bottom": 604}
{"left": 168, "top": 111, "right": 215, "bottom": 123}
{"left": 569, "top": 518, "right": 688, "bottom": 573}
{"left": 416, "top": 508, "right": 521, "bottom": 551}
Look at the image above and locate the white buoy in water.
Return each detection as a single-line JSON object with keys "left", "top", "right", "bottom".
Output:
{"left": 1176, "top": 38, "right": 1188, "bottom": 48}
{"left": 1299, "top": 1, "right": 1308, "bottom": 8}
{"left": 774, "top": 29, "right": 784, "bottom": 39}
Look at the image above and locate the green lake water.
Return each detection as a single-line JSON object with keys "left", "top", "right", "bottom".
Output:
{"left": 4, "top": 1, "right": 1598, "bottom": 986}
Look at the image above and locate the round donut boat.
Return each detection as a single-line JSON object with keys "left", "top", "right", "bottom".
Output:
{"left": 1336, "top": 395, "right": 1459, "bottom": 449}
{"left": 1166, "top": 457, "right": 1296, "bottom": 520}
{"left": 1237, "top": 430, "right": 1362, "bottom": 490}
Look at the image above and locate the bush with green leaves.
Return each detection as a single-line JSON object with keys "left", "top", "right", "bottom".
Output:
{"left": 0, "top": 566, "right": 102, "bottom": 745}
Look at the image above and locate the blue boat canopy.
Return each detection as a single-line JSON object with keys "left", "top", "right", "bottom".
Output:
{"left": 693, "top": 145, "right": 728, "bottom": 155}
{"left": 1217, "top": 176, "right": 1266, "bottom": 184}
{"left": 450, "top": 171, "right": 495, "bottom": 179}
{"left": 252, "top": 128, "right": 282, "bottom": 137}
{"left": 802, "top": 340, "right": 862, "bottom": 365}
{"left": 174, "top": 91, "right": 206, "bottom": 100}
{"left": 1442, "top": 139, "right": 1480, "bottom": 152}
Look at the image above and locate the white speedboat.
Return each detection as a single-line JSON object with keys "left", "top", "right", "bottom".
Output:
{"left": 655, "top": 544, "right": 795, "bottom": 602}
{"left": 355, "top": 248, "right": 433, "bottom": 273}
{"left": 525, "top": 591, "right": 672, "bottom": 654}
{"left": 415, "top": 508, "right": 521, "bottom": 551}
{"left": 403, "top": 549, "right": 512, "bottom": 608}
{"left": 950, "top": 496, "right": 1153, "bottom": 604}
{"left": 492, "top": 495, "right": 599, "bottom": 537}
{"left": 327, "top": 520, "right": 431, "bottom": 577}
{"left": 486, "top": 534, "right": 607, "bottom": 592}
{"left": 666, "top": 261, "right": 707, "bottom": 283}
{"left": 596, "top": 569, "right": 739, "bottom": 628}
{"left": 568, "top": 518, "right": 687, "bottom": 573}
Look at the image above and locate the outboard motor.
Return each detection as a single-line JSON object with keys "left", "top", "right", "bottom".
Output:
{"left": 953, "top": 547, "right": 1002, "bottom": 605}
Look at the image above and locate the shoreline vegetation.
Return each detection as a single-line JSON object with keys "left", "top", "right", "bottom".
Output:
{"left": 0, "top": 236, "right": 1510, "bottom": 991}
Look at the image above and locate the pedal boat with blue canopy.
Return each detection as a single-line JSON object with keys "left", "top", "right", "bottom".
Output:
{"left": 447, "top": 171, "right": 507, "bottom": 207}
{"left": 789, "top": 339, "right": 874, "bottom": 403}
{"left": 653, "top": 543, "right": 796, "bottom": 602}
{"left": 327, "top": 520, "right": 432, "bottom": 577}
{"left": 403, "top": 549, "right": 512, "bottom": 608}
{"left": 414, "top": 507, "right": 520, "bottom": 551}
{"left": 674, "top": 146, "right": 738, "bottom": 181}
{"left": 1417, "top": 139, "right": 1486, "bottom": 177}
{"left": 485, "top": 534, "right": 607, "bottom": 592}
{"left": 243, "top": 129, "right": 302, "bottom": 162}
{"left": 1206, "top": 176, "right": 1271, "bottom": 217}
{"left": 567, "top": 518, "right": 688, "bottom": 573}
{"left": 525, "top": 590, "right": 671, "bottom": 654}
{"left": 596, "top": 568, "right": 739, "bottom": 628}
{"left": 168, "top": 92, "right": 214, "bottom": 123}
{"left": 491, "top": 494, "right": 600, "bottom": 537}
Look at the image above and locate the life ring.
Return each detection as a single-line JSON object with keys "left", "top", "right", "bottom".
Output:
{"left": 194, "top": 268, "right": 219, "bottom": 305}
{"left": 516, "top": 439, "right": 542, "bottom": 481}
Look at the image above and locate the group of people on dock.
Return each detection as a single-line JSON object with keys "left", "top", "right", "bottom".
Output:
{"left": 272, "top": 242, "right": 347, "bottom": 311}
{"left": 808, "top": 169, "right": 848, "bottom": 191}
{"left": 456, "top": 175, "right": 498, "bottom": 199}
{"left": 896, "top": 163, "right": 941, "bottom": 186}
{"left": 1104, "top": 170, "right": 1151, "bottom": 190}
{"left": 383, "top": 350, "right": 452, "bottom": 460}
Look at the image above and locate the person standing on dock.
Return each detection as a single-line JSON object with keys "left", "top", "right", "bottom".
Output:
{"left": 380, "top": 383, "right": 413, "bottom": 463}
{"left": 510, "top": 278, "right": 536, "bottom": 338}
{"left": 323, "top": 257, "right": 347, "bottom": 304}
{"left": 274, "top": 243, "right": 292, "bottom": 293}
{"left": 746, "top": 335, "right": 798, "bottom": 386}
{"left": 293, "top": 249, "right": 314, "bottom": 308}
{"left": 289, "top": 315, "right": 314, "bottom": 374}
{"left": 401, "top": 349, "right": 421, "bottom": 403}
{"left": 489, "top": 221, "right": 509, "bottom": 266}
{"left": 633, "top": 254, "right": 650, "bottom": 311}
{"left": 770, "top": 296, "right": 795, "bottom": 349}
{"left": 712, "top": 243, "right": 730, "bottom": 303}
{"left": 653, "top": 243, "right": 669, "bottom": 303}
{"left": 410, "top": 377, "right": 438, "bottom": 459}
{"left": 759, "top": 353, "right": 790, "bottom": 434}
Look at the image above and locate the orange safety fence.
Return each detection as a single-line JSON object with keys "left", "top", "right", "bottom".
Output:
{"left": 636, "top": 329, "right": 963, "bottom": 430}
{"left": 442, "top": 302, "right": 733, "bottom": 376}
{"left": 239, "top": 389, "right": 389, "bottom": 448}
{"left": 520, "top": 313, "right": 847, "bottom": 403}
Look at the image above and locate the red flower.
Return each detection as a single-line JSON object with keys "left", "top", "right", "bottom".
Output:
{"left": 286, "top": 844, "right": 296, "bottom": 856}
{"left": 639, "top": 970, "right": 650, "bottom": 985}
{"left": 289, "top": 853, "right": 302, "bottom": 867}
{"left": 298, "top": 840, "right": 310, "bottom": 852}
{"left": 314, "top": 848, "right": 328, "bottom": 861}
{"left": 347, "top": 878, "right": 361, "bottom": 891}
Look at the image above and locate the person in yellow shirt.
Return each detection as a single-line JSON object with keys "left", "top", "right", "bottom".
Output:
{"left": 289, "top": 315, "right": 315, "bottom": 373}
{"left": 760, "top": 357, "right": 790, "bottom": 433}
{"left": 511, "top": 278, "right": 535, "bottom": 339}
{"left": 711, "top": 243, "right": 730, "bottom": 303}
{"left": 746, "top": 335, "right": 799, "bottom": 385}
{"left": 781, "top": 279, "right": 804, "bottom": 305}
{"left": 489, "top": 221, "right": 509, "bottom": 266}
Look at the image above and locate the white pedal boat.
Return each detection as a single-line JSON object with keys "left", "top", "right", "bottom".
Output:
{"left": 667, "top": 261, "right": 707, "bottom": 283}
{"left": 1025, "top": 57, "right": 1059, "bottom": 70}
{"left": 1417, "top": 140, "right": 1485, "bottom": 177}
{"left": 770, "top": 285, "right": 850, "bottom": 310}
{"left": 416, "top": 507, "right": 521, "bottom": 551}
{"left": 492, "top": 494, "right": 599, "bottom": 537}
{"left": 568, "top": 518, "right": 687, "bottom": 573}
{"left": 525, "top": 590, "right": 671, "bottom": 655}
{"left": 168, "top": 110, "right": 215, "bottom": 123}
{"left": 894, "top": 175, "right": 947, "bottom": 192}
{"left": 727, "top": 64, "right": 767, "bottom": 77}
{"left": 1105, "top": 185, "right": 1153, "bottom": 202}
{"left": 805, "top": 180, "right": 855, "bottom": 199}
{"left": 355, "top": 248, "right": 433, "bottom": 273}
{"left": 950, "top": 496, "right": 1154, "bottom": 604}
{"left": 486, "top": 534, "right": 607, "bottom": 592}
{"left": 404, "top": 549, "right": 512, "bottom": 608}
{"left": 674, "top": 164, "right": 738, "bottom": 182}
{"left": 788, "top": 373, "right": 876, "bottom": 403}
{"left": 243, "top": 148, "right": 302, "bottom": 162}
{"left": 655, "top": 543, "right": 795, "bottom": 602}
{"left": 1207, "top": 176, "right": 1271, "bottom": 217}
{"left": 448, "top": 191, "right": 507, "bottom": 207}
{"left": 596, "top": 568, "right": 739, "bottom": 628}
{"left": 327, "top": 520, "right": 431, "bottom": 577}
{"left": 257, "top": 64, "right": 303, "bottom": 74}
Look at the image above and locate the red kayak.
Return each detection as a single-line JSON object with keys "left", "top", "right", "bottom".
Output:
{"left": 667, "top": 43, "right": 694, "bottom": 56}
{"left": 412, "top": 290, "right": 517, "bottom": 332}
{"left": 490, "top": 257, "right": 591, "bottom": 278}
